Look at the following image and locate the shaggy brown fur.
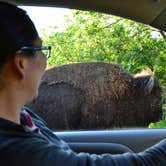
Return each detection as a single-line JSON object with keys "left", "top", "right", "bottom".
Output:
{"left": 27, "top": 62, "right": 163, "bottom": 130}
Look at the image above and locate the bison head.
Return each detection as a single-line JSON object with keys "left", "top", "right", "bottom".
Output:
{"left": 133, "top": 75, "right": 163, "bottom": 126}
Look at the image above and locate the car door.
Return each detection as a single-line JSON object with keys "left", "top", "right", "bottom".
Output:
{"left": 55, "top": 129, "right": 166, "bottom": 154}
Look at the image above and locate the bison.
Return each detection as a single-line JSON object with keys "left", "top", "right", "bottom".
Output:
{"left": 27, "top": 62, "right": 163, "bottom": 130}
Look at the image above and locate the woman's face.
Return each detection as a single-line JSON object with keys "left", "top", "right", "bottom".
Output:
{"left": 24, "top": 38, "right": 47, "bottom": 103}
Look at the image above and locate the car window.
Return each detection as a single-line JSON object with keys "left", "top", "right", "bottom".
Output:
{"left": 21, "top": 6, "right": 166, "bottom": 131}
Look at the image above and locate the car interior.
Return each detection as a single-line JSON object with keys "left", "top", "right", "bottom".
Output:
{"left": 7, "top": 0, "right": 166, "bottom": 154}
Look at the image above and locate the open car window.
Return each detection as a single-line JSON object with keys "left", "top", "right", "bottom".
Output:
{"left": 20, "top": 6, "right": 166, "bottom": 131}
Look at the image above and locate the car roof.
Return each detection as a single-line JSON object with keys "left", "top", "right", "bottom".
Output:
{"left": 7, "top": 0, "right": 166, "bottom": 31}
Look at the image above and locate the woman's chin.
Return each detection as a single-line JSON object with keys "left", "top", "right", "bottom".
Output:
{"left": 26, "top": 91, "right": 38, "bottom": 105}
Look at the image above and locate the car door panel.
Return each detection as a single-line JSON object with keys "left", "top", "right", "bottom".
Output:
{"left": 55, "top": 129, "right": 166, "bottom": 153}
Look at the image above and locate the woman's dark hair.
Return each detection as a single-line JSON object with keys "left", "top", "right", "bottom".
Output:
{"left": 0, "top": 1, "right": 39, "bottom": 69}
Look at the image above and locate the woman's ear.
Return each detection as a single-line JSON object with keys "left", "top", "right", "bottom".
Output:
{"left": 12, "top": 51, "right": 27, "bottom": 80}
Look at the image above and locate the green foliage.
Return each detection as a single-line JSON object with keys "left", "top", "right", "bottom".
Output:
{"left": 149, "top": 119, "right": 166, "bottom": 128}
{"left": 40, "top": 10, "right": 166, "bottom": 128}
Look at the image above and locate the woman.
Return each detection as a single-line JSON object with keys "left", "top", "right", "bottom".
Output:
{"left": 0, "top": 2, "right": 166, "bottom": 166}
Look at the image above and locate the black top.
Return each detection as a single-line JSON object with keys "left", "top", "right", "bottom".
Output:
{"left": 0, "top": 107, "right": 166, "bottom": 166}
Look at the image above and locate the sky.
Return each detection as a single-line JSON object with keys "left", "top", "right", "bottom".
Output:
{"left": 19, "top": 6, "right": 72, "bottom": 32}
